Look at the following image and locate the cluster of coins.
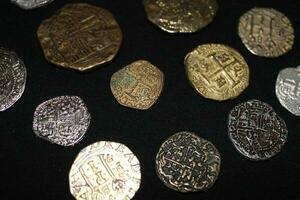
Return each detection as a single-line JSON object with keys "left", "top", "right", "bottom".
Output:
{"left": 1, "top": 0, "right": 297, "bottom": 199}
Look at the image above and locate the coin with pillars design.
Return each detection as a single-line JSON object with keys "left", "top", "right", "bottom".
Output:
{"left": 11, "top": 0, "right": 54, "bottom": 9}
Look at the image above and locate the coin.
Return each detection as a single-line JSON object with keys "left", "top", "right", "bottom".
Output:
{"left": 110, "top": 60, "right": 164, "bottom": 110}
{"left": 276, "top": 66, "right": 300, "bottom": 116}
{"left": 69, "top": 141, "right": 141, "bottom": 200}
{"left": 11, "top": 0, "right": 54, "bottom": 9}
{"left": 156, "top": 131, "right": 221, "bottom": 192}
{"left": 228, "top": 100, "right": 288, "bottom": 161}
{"left": 33, "top": 96, "right": 90, "bottom": 146}
{"left": 37, "top": 3, "right": 122, "bottom": 71}
{"left": 238, "top": 8, "right": 294, "bottom": 58}
{"left": 0, "top": 48, "right": 26, "bottom": 111}
{"left": 185, "top": 44, "right": 249, "bottom": 101}
{"left": 143, "top": 0, "right": 218, "bottom": 33}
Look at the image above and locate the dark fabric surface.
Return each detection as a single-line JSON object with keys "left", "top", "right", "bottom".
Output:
{"left": 0, "top": 0, "right": 299, "bottom": 199}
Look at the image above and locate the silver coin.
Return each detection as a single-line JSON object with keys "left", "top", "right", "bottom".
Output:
{"left": 276, "top": 66, "right": 300, "bottom": 116}
{"left": 156, "top": 131, "right": 221, "bottom": 192}
{"left": 228, "top": 99, "right": 288, "bottom": 161}
{"left": 0, "top": 48, "right": 26, "bottom": 111}
{"left": 33, "top": 96, "right": 90, "bottom": 146}
{"left": 11, "top": 0, "right": 54, "bottom": 9}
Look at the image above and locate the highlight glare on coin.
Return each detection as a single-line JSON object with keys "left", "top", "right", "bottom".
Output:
{"left": 156, "top": 131, "right": 221, "bottom": 192}
{"left": 185, "top": 44, "right": 249, "bottom": 101}
{"left": 228, "top": 99, "right": 288, "bottom": 161}
{"left": 33, "top": 96, "right": 90, "bottom": 146}
{"left": 11, "top": 0, "right": 54, "bottom": 9}
{"left": 37, "top": 3, "right": 122, "bottom": 71}
{"left": 238, "top": 7, "right": 294, "bottom": 57}
{"left": 111, "top": 60, "right": 164, "bottom": 110}
{"left": 0, "top": 48, "right": 27, "bottom": 111}
{"left": 69, "top": 141, "right": 141, "bottom": 200}
{"left": 143, "top": 0, "right": 218, "bottom": 33}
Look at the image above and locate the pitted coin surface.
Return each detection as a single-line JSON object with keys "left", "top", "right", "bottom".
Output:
{"left": 37, "top": 3, "right": 122, "bottom": 71}
{"left": 185, "top": 44, "right": 249, "bottom": 101}
{"left": 228, "top": 100, "right": 288, "bottom": 161}
{"left": 0, "top": 48, "right": 26, "bottom": 111}
{"left": 69, "top": 141, "right": 141, "bottom": 200}
{"left": 143, "top": 0, "right": 218, "bottom": 33}
{"left": 33, "top": 96, "right": 90, "bottom": 146}
{"left": 110, "top": 60, "right": 164, "bottom": 110}
{"left": 11, "top": 0, "right": 54, "bottom": 9}
{"left": 156, "top": 131, "right": 221, "bottom": 192}
{"left": 238, "top": 8, "right": 294, "bottom": 57}
{"left": 276, "top": 66, "right": 300, "bottom": 116}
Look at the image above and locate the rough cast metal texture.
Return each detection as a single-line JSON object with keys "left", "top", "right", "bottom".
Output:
{"left": 185, "top": 44, "right": 249, "bottom": 101}
{"left": 37, "top": 3, "right": 122, "bottom": 71}
{"left": 143, "top": 0, "right": 218, "bottom": 33}
{"left": 69, "top": 141, "right": 141, "bottom": 200}
{"left": 33, "top": 96, "right": 90, "bottom": 146}
{"left": 276, "top": 66, "right": 300, "bottom": 116}
{"left": 156, "top": 131, "right": 221, "bottom": 192}
{"left": 11, "top": 0, "right": 54, "bottom": 9}
{"left": 238, "top": 7, "right": 294, "bottom": 58}
{"left": 110, "top": 60, "right": 164, "bottom": 110}
{"left": 0, "top": 48, "right": 26, "bottom": 111}
{"left": 228, "top": 100, "right": 288, "bottom": 161}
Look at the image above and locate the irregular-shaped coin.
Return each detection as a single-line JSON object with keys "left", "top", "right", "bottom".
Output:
{"left": 33, "top": 96, "right": 90, "bottom": 146}
{"left": 238, "top": 8, "right": 294, "bottom": 57}
{"left": 69, "top": 141, "right": 141, "bottom": 200}
{"left": 156, "top": 131, "right": 221, "bottom": 192}
{"left": 276, "top": 66, "right": 300, "bottom": 116}
{"left": 143, "top": 0, "right": 218, "bottom": 33}
{"left": 111, "top": 60, "right": 164, "bottom": 110}
{"left": 228, "top": 100, "right": 288, "bottom": 161}
{"left": 185, "top": 44, "right": 249, "bottom": 101}
{"left": 11, "top": 0, "right": 54, "bottom": 9}
{"left": 0, "top": 48, "right": 26, "bottom": 111}
{"left": 37, "top": 3, "right": 122, "bottom": 71}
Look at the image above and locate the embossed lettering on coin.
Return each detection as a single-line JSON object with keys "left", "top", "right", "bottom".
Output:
{"left": 69, "top": 141, "right": 141, "bottom": 200}
{"left": 111, "top": 60, "right": 164, "bottom": 110}
{"left": 33, "top": 96, "right": 90, "bottom": 146}
{"left": 185, "top": 44, "right": 249, "bottom": 101}
{"left": 0, "top": 48, "right": 26, "bottom": 111}
{"left": 37, "top": 3, "right": 122, "bottom": 71}
{"left": 143, "top": 0, "right": 218, "bottom": 33}
{"left": 228, "top": 100, "right": 288, "bottom": 161}
{"left": 238, "top": 8, "right": 294, "bottom": 57}
{"left": 276, "top": 66, "right": 300, "bottom": 116}
{"left": 156, "top": 131, "right": 221, "bottom": 192}
{"left": 11, "top": 0, "right": 54, "bottom": 9}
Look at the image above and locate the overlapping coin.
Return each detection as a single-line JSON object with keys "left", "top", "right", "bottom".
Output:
{"left": 143, "top": 0, "right": 218, "bottom": 33}
{"left": 37, "top": 3, "right": 122, "bottom": 71}
{"left": 156, "top": 131, "right": 221, "bottom": 192}
{"left": 69, "top": 141, "right": 141, "bottom": 200}
{"left": 185, "top": 44, "right": 249, "bottom": 101}
{"left": 33, "top": 96, "right": 90, "bottom": 146}
{"left": 276, "top": 66, "right": 300, "bottom": 116}
{"left": 0, "top": 48, "right": 26, "bottom": 111}
{"left": 111, "top": 60, "right": 164, "bottom": 110}
{"left": 11, "top": 0, "right": 54, "bottom": 9}
{"left": 228, "top": 100, "right": 288, "bottom": 161}
{"left": 238, "top": 8, "right": 294, "bottom": 57}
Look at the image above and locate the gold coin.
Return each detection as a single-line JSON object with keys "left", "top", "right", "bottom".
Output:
{"left": 69, "top": 141, "right": 141, "bottom": 200}
{"left": 185, "top": 44, "right": 249, "bottom": 101}
{"left": 37, "top": 3, "right": 122, "bottom": 71}
{"left": 110, "top": 60, "right": 164, "bottom": 110}
{"left": 238, "top": 8, "right": 294, "bottom": 58}
{"left": 143, "top": 0, "right": 218, "bottom": 33}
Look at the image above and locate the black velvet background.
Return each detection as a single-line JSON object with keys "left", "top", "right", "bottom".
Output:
{"left": 0, "top": 0, "right": 299, "bottom": 199}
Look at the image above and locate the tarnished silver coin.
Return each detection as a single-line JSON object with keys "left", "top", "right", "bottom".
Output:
{"left": 228, "top": 100, "right": 288, "bottom": 161}
{"left": 11, "top": 0, "right": 54, "bottom": 9}
{"left": 156, "top": 131, "right": 221, "bottom": 192}
{"left": 0, "top": 48, "right": 26, "bottom": 111}
{"left": 276, "top": 66, "right": 300, "bottom": 116}
{"left": 33, "top": 96, "right": 90, "bottom": 146}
